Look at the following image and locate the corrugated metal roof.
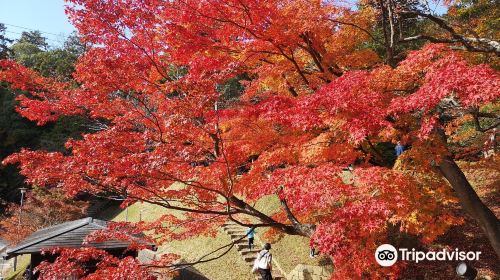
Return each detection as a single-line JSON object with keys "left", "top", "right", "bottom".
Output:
{"left": 3, "top": 217, "right": 152, "bottom": 259}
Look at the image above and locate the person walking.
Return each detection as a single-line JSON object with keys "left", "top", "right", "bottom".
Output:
{"left": 23, "top": 267, "right": 33, "bottom": 280}
{"left": 246, "top": 227, "right": 256, "bottom": 249}
{"left": 309, "top": 246, "right": 316, "bottom": 258}
{"left": 255, "top": 243, "right": 273, "bottom": 280}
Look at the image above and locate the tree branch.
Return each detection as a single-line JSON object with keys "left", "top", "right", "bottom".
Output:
{"left": 401, "top": 11, "right": 500, "bottom": 55}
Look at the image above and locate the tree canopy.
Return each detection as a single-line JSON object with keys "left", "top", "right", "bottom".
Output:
{"left": 0, "top": 0, "right": 498, "bottom": 279}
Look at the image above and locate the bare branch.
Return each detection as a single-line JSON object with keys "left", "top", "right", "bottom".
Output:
{"left": 401, "top": 11, "right": 500, "bottom": 55}
{"left": 327, "top": 19, "right": 381, "bottom": 44}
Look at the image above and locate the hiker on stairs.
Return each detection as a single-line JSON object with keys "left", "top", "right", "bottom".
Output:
{"left": 246, "top": 227, "right": 256, "bottom": 249}
{"left": 254, "top": 243, "right": 273, "bottom": 280}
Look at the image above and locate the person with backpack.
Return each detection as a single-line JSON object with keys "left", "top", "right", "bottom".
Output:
{"left": 252, "top": 243, "right": 273, "bottom": 280}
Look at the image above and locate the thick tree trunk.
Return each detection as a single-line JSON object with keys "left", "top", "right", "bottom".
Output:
{"left": 438, "top": 157, "right": 500, "bottom": 259}
{"left": 379, "top": 0, "right": 396, "bottom": 67}
{"left": 228, "top": 195, "right": 315, "bottom": 237}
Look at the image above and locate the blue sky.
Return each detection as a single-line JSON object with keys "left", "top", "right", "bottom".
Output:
{"left": 0, "top": 0, "right": 447, "bottom": 47}
{"left": 0, "top": 0, "right": 75, "bottom": 46}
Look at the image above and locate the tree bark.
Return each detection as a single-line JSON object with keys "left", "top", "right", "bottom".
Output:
{"left": 438, "top": 157, "right": 500, "bottom": 259}
{"left": 280, "top": 196, "right": 316, "bottom": 237}
{"left": 379, "top": 0, "right": 396, "bottom": 67}
{"left": 228, "top": 195, "right": 315, "bottom": 237}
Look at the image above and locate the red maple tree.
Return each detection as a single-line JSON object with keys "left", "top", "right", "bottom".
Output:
{"left": 1, "top": 0, "right": 498, "bottom": 278}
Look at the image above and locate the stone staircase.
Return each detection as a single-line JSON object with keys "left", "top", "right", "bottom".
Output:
{"left": 222, "top": 222, "right": 286, "bottom": 280}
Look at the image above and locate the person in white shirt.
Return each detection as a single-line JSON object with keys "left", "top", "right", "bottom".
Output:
{"left": 256, "top": 243, "right": 273, "bottom": 280}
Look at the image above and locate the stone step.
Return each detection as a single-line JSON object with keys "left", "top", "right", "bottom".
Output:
{"left": 230, "top": 237, "right": 247, "bottom": 243}
{"left": 230, "top": 235, "right": 247, "bottom": 241}
{"left": 231, "top": 238, "right": 247, "bottom": 243}
{"left": 240, "top": 249, "right": 259, "bottom": 255}
{"left": 229, "top": 233, "right": 247, "bottom": 238}
{"left": 244, "top": 255, "right": 256, "bottom": 262}
{"left": 236, "top": 243, "right": 250, "bottom": 250}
